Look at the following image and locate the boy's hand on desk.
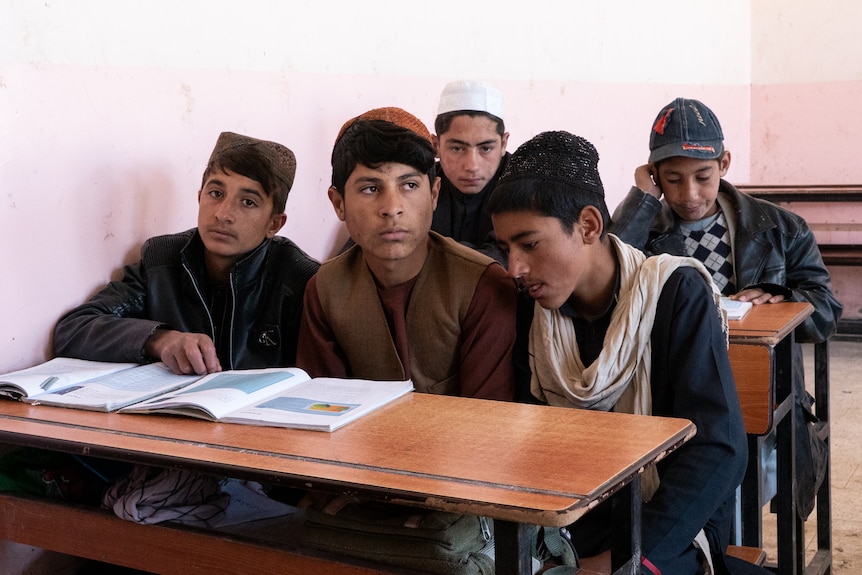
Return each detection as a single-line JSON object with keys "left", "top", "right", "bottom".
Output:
{"left": 730, "top": 288, "right": 787, "bottom": 305}
{"left": 144, "top": 329, "right": 222, "bottom": 375}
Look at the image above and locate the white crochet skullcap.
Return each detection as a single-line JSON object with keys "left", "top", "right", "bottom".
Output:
{"left": 436, "top": 80, "right": 505, "bottom": 120}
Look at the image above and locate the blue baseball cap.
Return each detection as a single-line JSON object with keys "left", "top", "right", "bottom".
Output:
{"left": 648, "top": 98, "right": 724, "bottom": 163}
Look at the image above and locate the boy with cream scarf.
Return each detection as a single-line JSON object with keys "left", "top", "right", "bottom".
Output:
{"left": 488, "top": 131, "right": 762, "bottom": 575}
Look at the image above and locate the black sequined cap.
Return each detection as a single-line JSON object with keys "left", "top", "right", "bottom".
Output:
{"left": 498, "top": 131, "right": 604, "bottom": 197}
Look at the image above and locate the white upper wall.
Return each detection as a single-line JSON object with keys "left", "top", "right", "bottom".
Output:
{"left": 3, "top": 1, "right": 752, "bottom": 81}
{"left": 752, "top": 0, "right": 862, "bottom": 84}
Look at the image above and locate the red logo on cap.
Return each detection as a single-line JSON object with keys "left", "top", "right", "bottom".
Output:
{"left": 653, "top": 108, "right": 674, "bottom": 135}
{"left": 682, "top": 143, "right": 716, "bottom": 153}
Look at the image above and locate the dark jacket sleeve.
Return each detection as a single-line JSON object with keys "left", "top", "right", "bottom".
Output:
{"left": 641, "top": 268, "right": 748, "bottom": 574}
{"left": 750, "top": 221, "right": 840, "bottom": 343}
{"left": 609, "top": 187, "right": 664, "bottom": 251}
{"left": 730, "top": 189, "right": 842, "bottom": 344}
{"left": 52, "top": 259, "right": 163, "bottom": 363}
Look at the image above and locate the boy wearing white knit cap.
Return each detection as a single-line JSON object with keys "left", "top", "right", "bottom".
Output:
{"left": 432, "top": 79, "right": 510, "bottom": 264}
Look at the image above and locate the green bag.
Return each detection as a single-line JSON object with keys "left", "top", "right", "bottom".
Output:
{"left": 300, "top": 495, "right": 495, "bottom": 575}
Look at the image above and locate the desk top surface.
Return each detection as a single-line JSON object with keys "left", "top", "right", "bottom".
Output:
{"left": 728, "top": 301, "right": 814, "bottom": 345}
{"left": 0, "top": 394, "right": 694, "bottom": 526}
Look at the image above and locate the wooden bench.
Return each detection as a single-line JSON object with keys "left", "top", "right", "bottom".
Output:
{"left": 0, "top": 492, "right": 394, "bottom": 575}
{"left": 726, "top": 544, "right": 767, "bottom": 567}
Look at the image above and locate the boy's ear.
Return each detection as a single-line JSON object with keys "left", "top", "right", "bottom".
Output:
{"left": 719, "top": 150, "right": 732, "bottom": 177}
{"left": 431, "top": 134, "right": 440, "bottom": 157}
{"left": 328, "top": 186, "right": 347, "bottom": 222}
{"left": 267, "top": 213, "right": 287, "bottom": 238}
{"left": 430, "top": 176, "right": 441, "bottom": 210}
{"left": 579, "top": 206, "right": 604, "bottom": 244}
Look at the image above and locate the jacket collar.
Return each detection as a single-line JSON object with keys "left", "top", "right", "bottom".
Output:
{"left": 181, "top": 229, "right": 273, "bottom": 288}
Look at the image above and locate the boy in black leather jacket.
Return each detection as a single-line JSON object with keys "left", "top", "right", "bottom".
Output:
{"left": 53, "top": 132, "right": 319, "bottom": 375}
{"left": 611, "top": 97, "right": 842, "bottom": 523}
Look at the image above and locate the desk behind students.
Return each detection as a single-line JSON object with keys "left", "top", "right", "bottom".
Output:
{"left": 726, "top": 301, "right": 833, "bottom": 575}
{"left": 0, "top": 393, "right": 694, "bottom": 575}
{"left": 727, "top": 300, "right": 815, "bottom": 345}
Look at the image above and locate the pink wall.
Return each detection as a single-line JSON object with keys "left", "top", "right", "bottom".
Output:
{"left": 8, "top": 0, "right": 862, "bottom": 373}
{"left": 749, "top": 81, "right": 862, "bottom": 184}
{"left": 749, "top": 82, "right": 862, "bottom": 321}
{"left": 0, "top": 69, "right": 751, "bottom": 373}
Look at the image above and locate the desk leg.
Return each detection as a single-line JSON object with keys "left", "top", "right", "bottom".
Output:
{"left": 611, "top": 476, "right": 642, "bottom": 575}
{"left": 813, "top": 340, "right": 833, "bottom": 572}
{"left": 494, "top": 520, "right": 533, "bottom": 575}
{"left": 775, "top": 336, "right": 803, "bottom": 575}
{"left": 741, "top": 433, "right": 764, "bottom": 547}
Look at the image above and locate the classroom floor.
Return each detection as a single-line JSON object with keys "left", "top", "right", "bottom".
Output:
{"left": 757, "top": 338, "right": 862, "bottom": 573}
{"left": 1, "top": 340, "right": 860, "bottom": 574}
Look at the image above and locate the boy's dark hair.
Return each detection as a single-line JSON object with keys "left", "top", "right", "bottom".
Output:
{"left": 201, "top": 132, "right": 296, "bottom": 215}
{"left": 487, "top": 131, "right": 610, "bottom": 235}
{"left": 331, "top": 119, "right": 437, "bottom": 195}
{"left": 434, "top": 111, "right": 505, "bottom": 138}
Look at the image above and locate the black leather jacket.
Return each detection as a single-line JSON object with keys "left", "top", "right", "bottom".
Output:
{"left": 611, "top": 179, "right": 842, "bottom": 343}
{"left": 53, "top": 229, "right": 319, "bottom": 369}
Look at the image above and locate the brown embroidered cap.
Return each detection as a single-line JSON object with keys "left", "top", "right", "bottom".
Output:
{"left": 334, "top": 107, "right": 432, "bottom": 145}
{"left": 209, "top": 132, "right": 297, "bottom": 194}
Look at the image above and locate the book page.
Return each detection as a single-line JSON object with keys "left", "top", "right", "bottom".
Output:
{"left": 28, "top": 362, "right": 201, "bottom": 411}
{"left": 120, "top": 367, "right": 311, "bottom": 420}
{"left": 720, "top": 297, "right": 753, "bottom": 320}
{"left": 0, "top": 357, "right": 138, "bottom": 400}
{"left": 221, "top": 378, "right": 413, "bottom": 432}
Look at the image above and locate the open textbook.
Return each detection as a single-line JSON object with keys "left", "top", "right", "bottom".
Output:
{"left": 0, "top": 358, "right": 414, "bottom": 431}
{"left": 0, "top": 357, "right": 200, "bottom": 410}
{"left": 118, "top": 367, "right": 414, "bottom": 431}
{"left": 720, "top": 297, "right": 753, "bottom": 320}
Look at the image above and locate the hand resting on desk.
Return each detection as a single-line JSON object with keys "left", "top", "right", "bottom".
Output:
{"left": 144, "top": 328, "right": 222, "bottom": 375}
{"left": 729, "top": 287, "right": 787, "bottom": 306}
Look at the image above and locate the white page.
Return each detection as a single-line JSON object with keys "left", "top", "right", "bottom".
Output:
{"left": 0, "top": 357, "right": 138, "bottom": 399}
{"left": 221, "top": 377, "right": 413, "bottom": 431}
{"left": 720, "top": 297, "right": 753, "bottom": 320}
{"left": 121, "top": 367, "right": 311, "bottom": 420}
{"left": 29, "top": 362, "right": 201, "bottom": 411}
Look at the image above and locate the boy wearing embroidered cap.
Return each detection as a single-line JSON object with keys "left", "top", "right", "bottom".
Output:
{"left": 296, "top": 107, "right": 516, "bottom": 400}
{"left": 432, "top": 79, "right": 510, "bottom": 263}
{"left": 54, "top": 132, "right": 319, "bottom": 375}
{"left": 612, "top": 97, "right": 841, "bottom": 520}
{"left": 489, "top": 130, "right": 756, "bottom": 574}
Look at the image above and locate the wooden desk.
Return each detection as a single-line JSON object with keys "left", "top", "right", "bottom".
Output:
{"left": 727, "top": 302, "right": 832, "bottom": 575}
{"left": 727, "top": 300, "right": 814, "bottom": 345}
{"left": 0, "top": 394, "right": 694, "bottom": 575}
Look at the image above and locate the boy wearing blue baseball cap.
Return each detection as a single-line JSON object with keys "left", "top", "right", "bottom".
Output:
{"left": 612, "top": 97, "right": 842, "bottom": 523}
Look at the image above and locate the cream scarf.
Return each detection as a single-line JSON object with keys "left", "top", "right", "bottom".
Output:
{"left": 529, "top": 234, "right": 725, "bottom": 501}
